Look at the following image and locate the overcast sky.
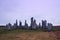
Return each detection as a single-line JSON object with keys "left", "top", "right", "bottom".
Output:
{"left": 0, "top": 0, "right": 60, "bottom": 25}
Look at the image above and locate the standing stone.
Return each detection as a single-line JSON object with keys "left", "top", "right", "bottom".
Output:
{"left": 6, "top": 23, "right": 12, "bottom": 30}
{"left": 42, "top": 20, "right": 47, "bottom": 29}
{"left": 47, "top": 23, "right": 52, "bottom": 31}
{"left": 13, "top": 23, "right": 16, "bottom": 29}
{"left": 30, "top": 17, "right": 34, "bottom": 29}
{"left": 19, "top": 21, "right": 22, "bottom": 29}
{"left": 16, "top": 19, "right": 18, "bottom": 29}
{"left": 32, "top": 19, "right": 37, "bottom": 29}
{"left": 39, "top": 23, "right": 41, "bottom": 28}
{"left": 13, "top": 19, "right": 18, "bottom": 29}
{"left": 24, "top": 20, "right": 28, "bottom": 29}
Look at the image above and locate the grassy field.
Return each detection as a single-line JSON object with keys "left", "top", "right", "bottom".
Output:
{"left": 0, "top": 29, "right": 60, "bottom": 40}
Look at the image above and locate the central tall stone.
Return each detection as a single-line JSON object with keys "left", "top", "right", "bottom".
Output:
{"left": 30, "top": 17, "right": 37, "bottom": 29}
{"left": 30, "top": 17, "right": 34, "bottom": 29}
{"left": 42, "top": 20, "right": 47, "bottom": 29}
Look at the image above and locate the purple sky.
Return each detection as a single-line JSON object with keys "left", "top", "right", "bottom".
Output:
{"left": 0, "top": 0, "right": 60, "bottom": 25}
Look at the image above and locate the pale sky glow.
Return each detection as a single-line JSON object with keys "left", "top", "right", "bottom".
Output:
{"left": 0, "top": 0, "right": 60, "bottom": 25}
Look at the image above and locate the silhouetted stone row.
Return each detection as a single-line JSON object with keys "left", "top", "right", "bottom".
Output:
{"left": 5, "top": 17, "right": 53, "bottom": 31}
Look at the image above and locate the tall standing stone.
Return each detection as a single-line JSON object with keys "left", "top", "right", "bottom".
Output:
{"left": 30, "top": 17, "right": 34, "bottom": 29}
{"left": 42, "top": 20, "right": 47, "bottom": 29}
{"left": 19, "top": 21, "right": 22, "bottom": 29}
{"left": 16, "top": 19, "right": 18, "bottom": 29}
{"left": 32, "top": 19, "right": 37, "bottom": 29}
{"left": 24, "top": 20, "right": 28, "bottom": 29}
{"left": 13, "top": 20, "right": 18, "bottom": 29}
